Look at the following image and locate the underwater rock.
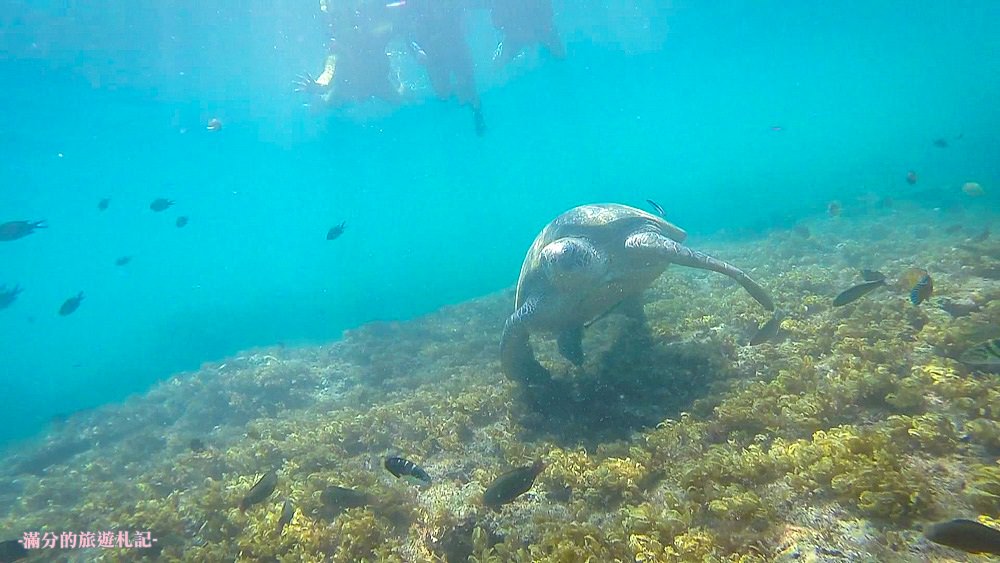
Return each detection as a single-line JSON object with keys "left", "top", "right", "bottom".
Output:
{"left": 938, "top": 297, "right": 979, "bottom": 318}
{"left": 319, "top": 485, "right": 371, "bottom": 516}
{"left": 959, "top": 339, "right": 1000, "bottom": 368}
{"left": 13, "top": 439, "right": 90, "bottom": 475}
{"left": 434, "top": 519, "right": 502, "bottom": 563}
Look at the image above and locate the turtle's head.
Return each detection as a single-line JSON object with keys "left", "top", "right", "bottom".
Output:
{"left": 540, "top": 237, "right": 605, "bottom": 289}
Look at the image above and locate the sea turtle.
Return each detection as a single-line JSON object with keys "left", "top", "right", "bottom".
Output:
{"left": 500, "top": 203, "right": 775, "bottom": 384}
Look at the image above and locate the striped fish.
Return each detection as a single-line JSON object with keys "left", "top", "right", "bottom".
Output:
{"left": 384, "top": 456, "right": 431, "bottom": 486}
{"left": 959, "top": 339, "right": 1000, "bottom": 368}
{"left": 910, "top": 274, "right": 933, "bottom": 305}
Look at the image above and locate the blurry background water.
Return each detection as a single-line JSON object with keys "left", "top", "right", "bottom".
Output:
{"left": 0, "top": 0, "right": 997, "bottom": 445}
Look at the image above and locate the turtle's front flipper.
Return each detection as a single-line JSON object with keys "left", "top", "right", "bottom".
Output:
{"left": 500, "top": 297, "right": 551, "bottom": 384}
{"left": 627, "top": 232, "right": 775, "bottom": 311}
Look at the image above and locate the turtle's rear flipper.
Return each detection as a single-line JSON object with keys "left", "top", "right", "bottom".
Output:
{"left": 627, "top": 232, "right": 775, "bottom": 311}
{"left": 557, "top": 326, "right": 584, "bottom": 365}
{"left": 501, "top": 298, "right": 551, "bottom": 383}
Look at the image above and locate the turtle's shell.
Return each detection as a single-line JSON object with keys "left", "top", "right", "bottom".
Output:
{"left": 514, "top": 203, "right": 687, "bottom": 309}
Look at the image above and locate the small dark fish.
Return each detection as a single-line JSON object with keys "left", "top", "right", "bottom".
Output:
{"left": 0, "top": 538, "right": 28, "bottom": 562}
{"left": 326, "top": 221, "right": 347, "bottom": 241}
{"left": 276, "top": 499, "right": 295, "bottom": 535}
{"left": 910, "top": 274, "right": 933, "bottom": 305}
{"left": 239, "top": 470, "right": 277, "bottom": 511}
{"left": 860, "top": 269, "right": 886, "bottom": 282}
{"left": 175, "top": 216, "right": 189, "bottom": 228}
{"left": 207, "top": 117, "right": 223, "bottom": 132}
{"left": 792, "top": 224, "right": 811, "bottom": 238}
{"left": 646, "top": 199, "right": 666, "bottom": 217}
{"left": 384, "top": 456, "right": 431, "bottom": 486}
{"left": 115, "top": 256, "right": 132, "bottom": 266}
{"left": 150, "top": 198, "right": 174, "bottom": 212}
{"left": 925, "top": 519, "right": 1000, "bottom": 555}
{"left": 945, "top": 225, "right": 964, "bottom": 234}
{"left": 970, "top": 227, "right": 990, "bottom": 243}
{"left": 320, "top": 485, "right": 371, "bottom": 513}
{"left": 49, "top": 413, "right": 70, "bottom": 426}
{"left": 832, "top": 279, "right": 884, "bottom": 307}
{"left": 483, "top": 459, "right": 545, "bottom": 509}
{"left": 827, "top": 201, "right": 841, "bottom": 217}
{"left": 958, "top": 339, "right": 1000, "bottom": 368}
{"left": 97, "top": 198, "right": 110, "bottom": 211}
{"left": 474, "top": 108, "right": 487, "bottom": 137}
{"left": 0, "top": 285, "right": 23, "bottom": 310}
{"left": 0, "top": 220, "right": 47, "bottom": 241}
{"left": 749, "top": 310, "right": 785, "bottom": 346}
{"left": 58, "top": 292, "right": 84, "bottom": 316}
{"left": 188, "top": 438, "right": 206, "bottom": 453}
{"left": 905, "top": 170, "right": 917, "bottom": 185}
{"left": 933, "top": 138, "right": 949, "bottom": 148}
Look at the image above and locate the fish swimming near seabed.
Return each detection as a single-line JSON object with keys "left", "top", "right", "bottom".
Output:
{"left": 384, "top": 456, "right": 431, "bottom": 486}
{"left": 239, "top": 470, "right": 277, "bottom": 511}
{"left": 749, "top": 309, "right": 786, "bottom": 346}
{"left": 484, "top": 459, "right": 545, "bottom": 509}
{"left": 910, "top": 274, "right": 933, "bottom": 305}
{"left": 925, "top": 518, "right": 1000, "bottom": 555}
{"left": 970, "top": 227, "right": 990, "bottom": 243}
{"left": 832, "top": 279, "right": 885, "bottom": 306}
{"left": 860, "top": 269, "right": 886, "bottom": 282}
{"left": 276, "top": 499, "right": 295, "bottom": 535}
{"left": 959, "top": 339, "right": 1000, "bottom": 368}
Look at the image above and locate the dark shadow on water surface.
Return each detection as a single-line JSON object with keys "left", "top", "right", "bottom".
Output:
{"left": 514, "top": 318, "right": 732, "bottom": 448}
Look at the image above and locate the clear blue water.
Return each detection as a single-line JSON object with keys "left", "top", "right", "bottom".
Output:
{"left": 1, "top": 0, "right": 997, "bottom": 445}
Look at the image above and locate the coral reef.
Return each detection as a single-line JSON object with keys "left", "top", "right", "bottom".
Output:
{"left": 0, "top": 206, "right": 997, "bottom": 561}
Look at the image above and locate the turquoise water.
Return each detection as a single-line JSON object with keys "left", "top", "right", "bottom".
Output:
{"left": 1, "top": 1, "right": 997, "bottom": 445}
